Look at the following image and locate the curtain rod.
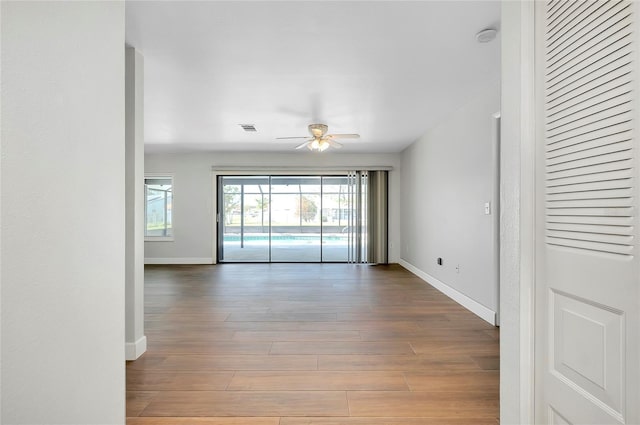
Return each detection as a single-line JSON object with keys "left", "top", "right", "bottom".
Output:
{"left": 211, "top": 165, "right": 393, "bottom": 172}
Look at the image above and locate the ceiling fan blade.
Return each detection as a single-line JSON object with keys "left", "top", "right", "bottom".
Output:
{"left": 295, "top": 141, "right": 311, "bottom": 150}
{"left": 276, "top": 136, "right": 309, "bottom": 140}
{"left": 327, "top": 139, "right": 343, "bottom": 149}
{"left": 327, "top": 133, "right": 360, "bottom": 139}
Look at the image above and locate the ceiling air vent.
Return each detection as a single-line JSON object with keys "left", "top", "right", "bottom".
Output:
{"left": 239, "top": 124, "right": 257, "bottom": 132}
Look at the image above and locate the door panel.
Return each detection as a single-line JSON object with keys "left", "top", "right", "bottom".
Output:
{"left": 535, "top": 1, "right": 639, "bottom": 424}
{"left": 219, "top": 176, "right": 270, "bottom": 262}
{"left": 551, "top": 289, "right": 624, "bottom": 415}
{"left": 321, "top": 176, "right": 350, "bottom": 262}
{"left": 270, "top": 176, "right": 322, "bottom": 262}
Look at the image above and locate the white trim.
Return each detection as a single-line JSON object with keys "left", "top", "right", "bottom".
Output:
{"left": 211, "top": 165, "right": 393, "bottom": 173}
{"left": 144, "top": 172, "right": 174, "bottom": 177}
{"left": 520, "top": 1, "right": 536, "bottom": 423}
{"left": 125, "top": 336, "right": 147, "bottom": 361}
{"left": 144, "top": 257, "right": 213, "bottom": 265}
{"left": 144, "top": 236, "right": 174, "bottom": 242}
{"left": 212, "top": 171, "right": 218, "bottom": 264}
{"left": 492, "top": 111, "right": 501, "bottom": 326}
{"left": 399, "top": 259, "right": 497, "bottom": 325}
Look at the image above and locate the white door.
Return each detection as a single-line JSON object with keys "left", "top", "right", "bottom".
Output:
{"left": 535, "top": 1, "right": 640, "bottom": 424}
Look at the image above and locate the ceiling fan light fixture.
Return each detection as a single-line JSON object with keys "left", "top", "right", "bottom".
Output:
{"left": 309, "top": 123, "right": 329, "bottom": 137}
{"left": 277, "top": 123, "right": 359, "bottom": 152}
{"left": 307, "top": 139, "right": 330, "bottom": 152}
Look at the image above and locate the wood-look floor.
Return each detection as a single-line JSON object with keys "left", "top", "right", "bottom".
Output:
{"left": 127, "top": 264, "right": 499, "bottom": 424}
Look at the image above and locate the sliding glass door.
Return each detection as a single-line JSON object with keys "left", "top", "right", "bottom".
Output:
{"left": 270, "top": 176, "right": 322, "bottom": 262}
{"left": 217, "top": 173, "right": 386, "bottom": 263}
{"left": 219, "top": 176, "right": 270, "bottom": 262}
{"left": 320, "top": 176, "right": 350, "bottom": 262}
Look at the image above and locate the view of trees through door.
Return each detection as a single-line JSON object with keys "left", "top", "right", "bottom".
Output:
{"left": 218, "top": 175, "right": 355, "bottom": 262}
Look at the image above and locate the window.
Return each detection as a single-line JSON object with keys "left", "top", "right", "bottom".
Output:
{"left": 145, "top": 176, "right": 173, "bottom": 240}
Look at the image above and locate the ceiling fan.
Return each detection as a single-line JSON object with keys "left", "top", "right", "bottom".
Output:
{"left": 277, "top": 124, "right": 360, "bottom": 152}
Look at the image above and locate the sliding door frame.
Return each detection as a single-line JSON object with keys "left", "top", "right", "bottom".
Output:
{"left": 217, "top": 173, "right": 349, "bottom": 263}
{"left": 211, "top": 165, "right": 393, "bottom": 264}
{"left": 211, "top": 166, "right": 393, "bottom": 264}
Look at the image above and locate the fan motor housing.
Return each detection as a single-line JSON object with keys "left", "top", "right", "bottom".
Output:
{"left": 309, "top": 123, "right": 328, "bottom": 138}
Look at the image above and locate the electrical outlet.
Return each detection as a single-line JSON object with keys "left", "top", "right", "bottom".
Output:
{"left": 455, "top": 264, "right": 460, "bottom": 273}
{"left": 484, "top": 202, "right": 491, "bottom": 215}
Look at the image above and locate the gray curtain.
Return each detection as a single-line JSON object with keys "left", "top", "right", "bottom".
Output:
{"left": 367, "top": 171, "right": 388, "bottom": 264}
{"left": 347, "top": 170, "right": 388, "bottom": 264}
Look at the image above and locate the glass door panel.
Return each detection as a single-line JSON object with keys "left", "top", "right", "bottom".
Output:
{"left": 270, "top": 176, "right": 321, "bottom": 262}
{"left": 320, "top": 176, "right": 350, "bottom": 262}
{"left": 218, "top": 174, "right": 364, "bottom": 263}
{"left": 219, "top": 176, "right": 270, "bottom": 262}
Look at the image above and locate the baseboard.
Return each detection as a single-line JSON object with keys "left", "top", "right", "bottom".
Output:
{"left": 125, "top": 336, "right": 147, "bottom": 361}
{"left": 144, "top": 257, "right": 213, "bottom": 265}
{"left": 399, "top": 259, "right": 497, "bottom": 325}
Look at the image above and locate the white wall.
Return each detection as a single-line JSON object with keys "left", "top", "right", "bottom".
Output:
{"left": 144, "top": 152, "right": 401, "bottom": 263}
{"left": 399, "top": 78, "right": 500, "bottom": 323}
{"left": 1, "top": 2, "right": 126, "bottom": 424}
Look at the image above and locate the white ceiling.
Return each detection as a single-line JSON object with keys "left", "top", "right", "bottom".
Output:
{"left": 125, "top": 1, "right": 500, "bottom": 154}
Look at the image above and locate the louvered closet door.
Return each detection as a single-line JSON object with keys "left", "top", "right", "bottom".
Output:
{"left": 535, "top": 1, "right": 640, "bottom": 423}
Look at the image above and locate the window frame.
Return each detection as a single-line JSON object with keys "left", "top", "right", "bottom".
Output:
{"left": 144, "top": 173, "right": 174, "bottom": 242}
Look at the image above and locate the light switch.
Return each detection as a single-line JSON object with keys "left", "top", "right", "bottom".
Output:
{"left": 484, "top": 202, "right": 491, "bottom": 215}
